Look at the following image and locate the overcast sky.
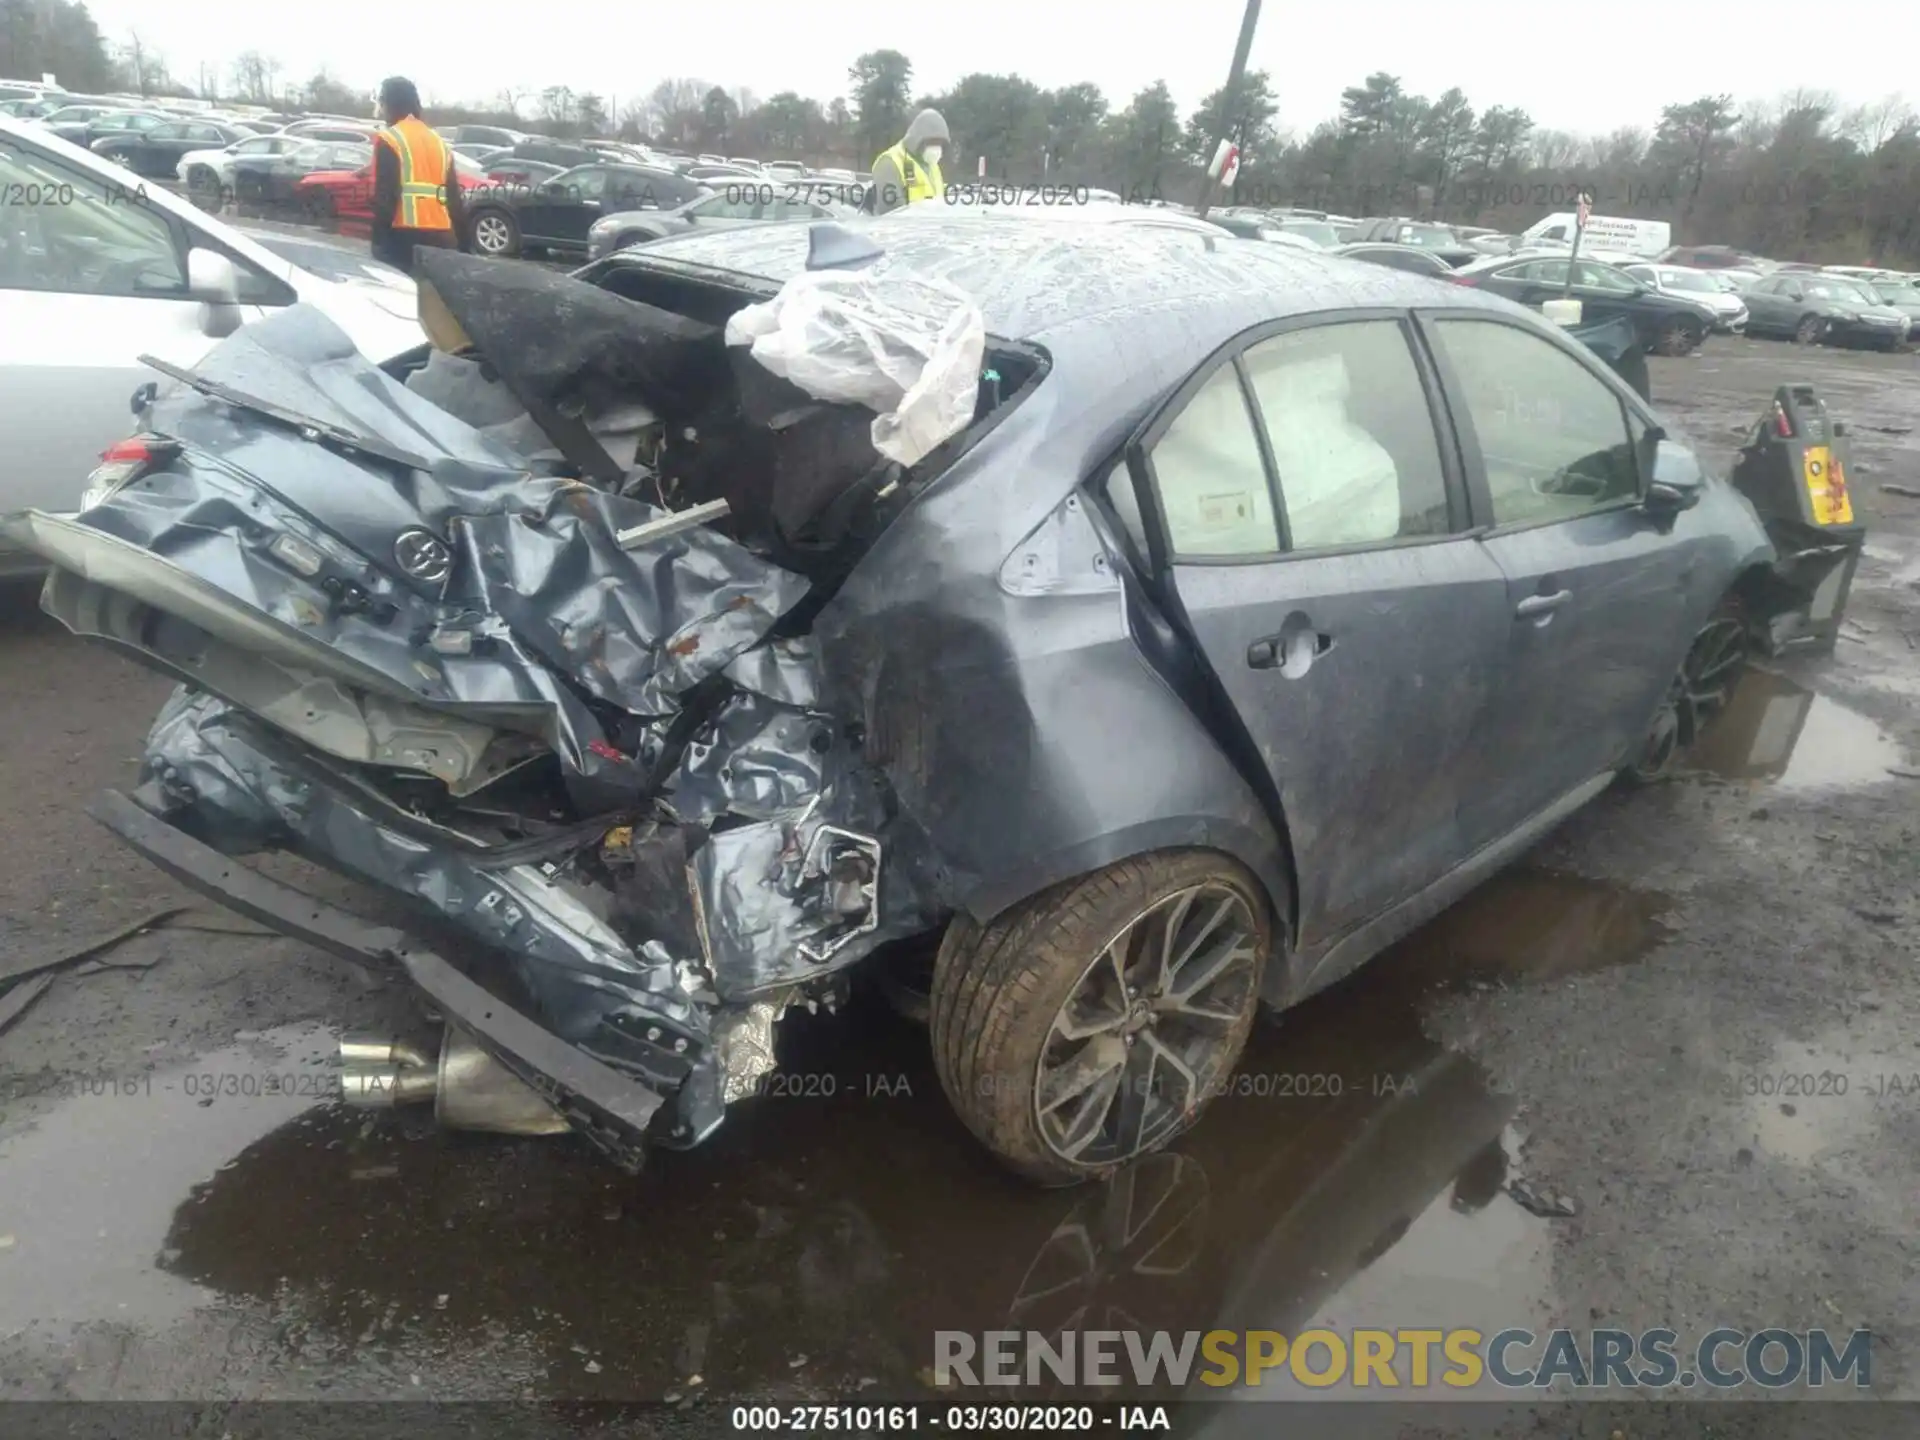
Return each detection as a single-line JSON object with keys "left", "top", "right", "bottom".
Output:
{"left": 78, "top": 0, "right": 1913, "bottom": 138}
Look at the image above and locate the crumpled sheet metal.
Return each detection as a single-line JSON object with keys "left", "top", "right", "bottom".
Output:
{"left": 16, "top": 304, "right": 811, "bottom": 787}
{"left": 144, "top": 689, "right": 711, "bottom": 1044}
{"left": 723, "top": 266, "right": 986, "bottom": 468}
{"left": 669, "top": 691, "right": 833, "bottom": 824}
{"left": 447, "top": 483, "right": 809, "bottom": 720}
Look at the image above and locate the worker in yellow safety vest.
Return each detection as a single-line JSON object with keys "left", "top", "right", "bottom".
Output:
{"left": 369, "top": 76, "right": 466, "bottom": 275}
{"left": 869, "top": 109, "right": 949, "bottom": 214}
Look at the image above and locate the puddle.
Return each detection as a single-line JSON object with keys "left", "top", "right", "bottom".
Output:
{"left": 0, "top": 1023, "right": 334, "bottom": 1333}
{"left": 2, "top": 869, "right": 1680, "bottom": 1400}
{"left": 1686, "top": 668, "right": 1909, "bottom": 790}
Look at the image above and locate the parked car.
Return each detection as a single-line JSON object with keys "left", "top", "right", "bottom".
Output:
{"left": 177, "top": 131, "right": 312, "bottom": 210}
{"left": 293, "top": 149, "right": 488, "bottom": 228}
{"left": 1351, "top": 218, "right": 1478, "bottom": 267}
{"left": 232, "top": 139, "right": 373, "bottom": 215}
{"left": 1620, "top": 263, "right": 1749, "bottom": 333}
{"left": 1271, "top": 218, "right": 1341, "bottom": 248}
{"left": 1739, "top": 272, "right": 1912, "bottom": 349}
{"left": 42, "top": 105, "right": 166, "bottom": 149}
{"left": 503, "top": 139, "right": 600, "bottom": 169}
{"left": 764, "top": 160, "right": 807, "bottom": 180}
{"left": 89, "top": 117, "right": 251, "bottom": 180}
{"left": 463, "top": 161, "right": 706, "bottom": 258}
{"left": 1660, "top": 244, "right": 1762, "bottom": 270}
{"left": 479, "top": 156, "right": 565, "bottom": 187}
{"left": 442, "top": 123, "right": 524, "bottom": 149}
{"left": 1450, "top": 254, "right": 1715, "bottom": 355}
{"left": 0, "top": 96, "right": 61, "bottom": 118}
{"left": 585, "top": 188, "right": 856, "bottom": 260}
{"left": 685, "top": 162, "right": 763, "bottom": 184}
{"left": 278, "top": 118, "right": 377, "bottom": 142}
{"left": 1858, "top": 278, "right": 1920, "bottom": 328}
{"left": 1711, "top": 267, "right": 1765, "bottom": 291}
{"left": 0, "top": 115, "right": 424, "bottom": 575}
{"left": 451, "top": 141, "right": 507, "bottom": 163}
{"left": 4, "top": 213, "right": 1786, "bottom": 1187}
{"left": 1334, "top": 242, "right": 1455, "bottom": 277}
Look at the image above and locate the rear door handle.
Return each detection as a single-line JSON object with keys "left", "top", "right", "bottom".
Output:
{"left": 1515, "top": 590, "right": 1572, "bottom": 619}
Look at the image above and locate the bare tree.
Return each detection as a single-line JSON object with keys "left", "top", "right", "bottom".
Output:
{"left": 230, "top": 51, "right": 280, "bottom": 104}
{"left": 496, "top": 87, "right": 523, "bottom": 120}
{"left": 1838, "top": 94, "right": 1914, "bottom": 151}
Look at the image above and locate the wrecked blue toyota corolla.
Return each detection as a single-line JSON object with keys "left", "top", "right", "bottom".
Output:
{"left": 5, "top": 218, "right": 1787, "bottom": 1184}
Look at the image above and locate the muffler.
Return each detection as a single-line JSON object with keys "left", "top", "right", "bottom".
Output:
{"left": 338, "top": 1026, "right": 572, "bottom": 1136}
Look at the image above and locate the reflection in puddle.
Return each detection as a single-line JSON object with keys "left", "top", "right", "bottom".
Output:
{"left": 0, "top": 1024, "right": 334, "bottom": 1333}
{"left": 8, "top": 869, "right": 1678, "bottom": 1400}
{"left": 1688, "top": 668, "right": 1908, "bottom": 790}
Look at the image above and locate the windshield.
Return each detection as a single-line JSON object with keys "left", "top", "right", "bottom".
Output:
{"left": 1656, "top": 268, "right": 1718, "bottom": 293}
{"left": 1394, "top": 224, "right": 1457, "bottom": 248}
{"left": 1808, "top": 279, "right": 1875, "bottom": 306}
{"left": 1279, "top": 221, "right": 1340, "bottom": 247}
{"left": 1869, "top": 282, "right": 1918, "bottom": 304}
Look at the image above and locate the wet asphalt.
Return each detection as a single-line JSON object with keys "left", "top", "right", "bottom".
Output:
{"left": 1, "top": 334, "right": 1918, "bottom": 1424}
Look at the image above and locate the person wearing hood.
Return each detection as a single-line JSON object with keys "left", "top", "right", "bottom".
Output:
{"left": 870, "top": 109, "right": 949, "bottom": 214}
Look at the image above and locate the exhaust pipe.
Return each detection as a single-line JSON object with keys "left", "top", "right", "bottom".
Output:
{"left": 337, "top": 1027, "right": 571, "bottom": 1136}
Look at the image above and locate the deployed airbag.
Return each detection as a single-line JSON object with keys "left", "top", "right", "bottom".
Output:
{"left": 724, "top": 266, "right": 986, "bottom": 468}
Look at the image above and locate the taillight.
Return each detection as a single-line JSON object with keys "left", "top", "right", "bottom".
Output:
{"left": 1449, "top": 274, "right": 1479, "bottom": 286}
{"left": 81, "top": 434, "right": 176, "bottom": 509}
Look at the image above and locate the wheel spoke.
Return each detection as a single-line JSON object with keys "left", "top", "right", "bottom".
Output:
{"left": 1153, "top": 889, "right": 1198, "bottom": 994}
{"left": 1163, "top": 939, "right": 1254, "bottom": 1013}
{"left": 1108, "top": 1040, "right": 1157, "bottom": 1159}
{"left": 1039, "top": 1035, "right": 1127, "bottom": 1117}
{"left": 1140, "top": 1030, "right": 1200, "bottom": 1114}
{"left": 1053, "top": 1059, "right": 1126, "bottom": 1159}
{"left": 1164, "top": 895, "right": 1235, "bottom": 988}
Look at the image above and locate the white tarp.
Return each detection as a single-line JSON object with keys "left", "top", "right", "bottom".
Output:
{"left": 724, "top": 267, "right": 986, "bottom": 468}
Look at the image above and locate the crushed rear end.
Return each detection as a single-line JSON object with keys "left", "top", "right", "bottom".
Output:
{"left": 3, "top": 246, "right": 1040, "bottom": 1169}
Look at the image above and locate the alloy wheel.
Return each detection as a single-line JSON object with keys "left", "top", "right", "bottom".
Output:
{"left": 1795, "top": 315, "right": 1826, "bottom": 345}
{"left": 1629, "top": 612, "right": 1748, "bottom": 781}
{"left": 473, "top": 214, "right": 512, "bottom": 255}
{"left": 1034, "top": 884, "right": 1259, "bottom": 1167}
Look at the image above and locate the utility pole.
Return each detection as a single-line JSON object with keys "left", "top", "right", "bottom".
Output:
{"left": 1194, "top": 0, "right": 1262, "bottom": 218}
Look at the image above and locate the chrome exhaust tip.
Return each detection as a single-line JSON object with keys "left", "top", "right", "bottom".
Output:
{"left": 334, "top": 1029, "right": 569, "bottom": 1135}
{"left": 339, "top": 1036, "right": 434, "bottom": 1071}
{"left": 340, "top": 1064, "right": 440, "bottom": 1107}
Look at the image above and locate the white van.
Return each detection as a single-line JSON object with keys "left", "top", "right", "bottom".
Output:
{"left": 0, "top": 115, "right": 424, "bottom": 572}
{"left": 1520, "top": 213, "right": 1671, "bottom": 259}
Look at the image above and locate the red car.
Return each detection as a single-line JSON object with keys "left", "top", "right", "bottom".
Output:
{"left": 294, "top": 156, "right": 489, "bottom": 233}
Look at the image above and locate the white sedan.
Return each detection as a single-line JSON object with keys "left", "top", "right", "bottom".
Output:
{"left": 0, "top": 116, "right": 425, "bottom": 575}
{"left": 175, "top": 131, "right": 311, "bottom": 209}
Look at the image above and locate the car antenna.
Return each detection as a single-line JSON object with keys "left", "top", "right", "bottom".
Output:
{"left": 806, "top": 223, "right": 884, "bottom": 271}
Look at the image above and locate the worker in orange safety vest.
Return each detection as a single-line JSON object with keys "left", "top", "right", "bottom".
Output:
{"left": 369, "top": 76, "right": 466, "bottom": 275}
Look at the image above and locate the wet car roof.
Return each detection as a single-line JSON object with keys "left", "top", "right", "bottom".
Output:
{"left": 630, "top": 212, "right": 1515, "bottom": 352}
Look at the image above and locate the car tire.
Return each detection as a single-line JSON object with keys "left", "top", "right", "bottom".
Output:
{"left": 929, "top": 850, "right": 1272, "bottom": 1187}
{"left": 1622, "top": 594, "right": 1750, "bottom": 785}
{"left": 185, "top": 168, "right": 224, "bottom": 214}
{"left": 1654, "top": 316, "right": 1702, "bottom": 356}
{"left": 1794, "top": 314, "right": 1827, "bottom": 345}
{"left": 469, "top": 209, "right": 519, "bottom": 258}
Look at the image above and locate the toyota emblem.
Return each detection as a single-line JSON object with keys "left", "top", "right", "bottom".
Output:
{"left": 393, "top": 529, "right": 452, "bottom": 584}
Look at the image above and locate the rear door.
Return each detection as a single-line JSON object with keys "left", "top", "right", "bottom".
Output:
{"left": 1117, "top": 312, "right": 1513, "bottom": 950}
{"left": 1419, "top": 312, "right": 1695, "bottom": 836}
{"left": 521, "top": 166, "right": 606, "bottom": 247}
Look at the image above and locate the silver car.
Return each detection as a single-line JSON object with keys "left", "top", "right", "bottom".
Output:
{"left": 1623, "top": 263, "right": 1750, "bottom": 333}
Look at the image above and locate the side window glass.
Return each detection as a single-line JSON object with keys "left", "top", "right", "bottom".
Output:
{"left": 1430, "top": 319, "right": 1640, "bottom": 526}
{"left": 1147, "top": 364, "right": 1280, "bottom": 557}
{"left": 0, "top": 138, "right": 186, "bottom": 299}
{"left": 571, "top": 168, "right": 608, "bottom": 202}
{"left": 1243, "top": 320, "right": 1450, "bottom": 549}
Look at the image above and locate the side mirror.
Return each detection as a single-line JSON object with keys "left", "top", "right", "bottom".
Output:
{"left": 1642, "top": 439, "right": 1704, "bottom": 518}
{"left": 188, "top": 248, "right": 243, "bottom": 338}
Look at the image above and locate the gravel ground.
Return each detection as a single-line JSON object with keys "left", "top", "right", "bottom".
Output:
{"left": 0, "top": 334, "right": 1916, "bottom": 1431}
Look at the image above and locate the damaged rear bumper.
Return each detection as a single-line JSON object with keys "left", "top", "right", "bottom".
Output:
{"left": 89, "top": 787, "right": 667, "bottom": 1171}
